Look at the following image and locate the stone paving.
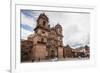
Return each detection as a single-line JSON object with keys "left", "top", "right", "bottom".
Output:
{"left": 34, "top": 57, "right": 89, "bottom": 62}
{"left": 22, "top": 57, "right": 89, "bottom": 63}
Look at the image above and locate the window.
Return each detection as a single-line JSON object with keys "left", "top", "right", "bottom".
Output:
{"left": 43, "top": 21, "right": 46, "bottom": 26}
{"left": 42, "top": 31, "right": 45, "bottom": 34}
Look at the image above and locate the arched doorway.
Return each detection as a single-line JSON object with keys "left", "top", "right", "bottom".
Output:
{"left": 50, "top": 50, "right": 55, "bottom": 59}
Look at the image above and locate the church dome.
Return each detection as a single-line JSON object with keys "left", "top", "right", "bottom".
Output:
{"left": 55, "top": 23, "right": 62, "bottom": 28}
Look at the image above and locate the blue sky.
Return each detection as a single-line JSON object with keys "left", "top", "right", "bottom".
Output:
{"left": 21, "top": 10, "right": 90, "bottom": 48}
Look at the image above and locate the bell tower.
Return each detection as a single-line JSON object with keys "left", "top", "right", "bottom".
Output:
{"left": 55, "top": 23, "right": 63, "bottom": 46}
{"left": 55, "top": 23, "right": 64, "bottom": 58}
{"left": 34, "top": 13, "right": 49, "bottom": 33}
{"left": 32, "top": 13, "right": 49, "bottom": 60}
{"left": 34, "top": 13, "right": 50, "bottom": 43}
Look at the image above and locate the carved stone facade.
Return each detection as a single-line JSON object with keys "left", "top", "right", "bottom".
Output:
{"left": 21, "top": 13, "right": 64, "bottom": 62}
{"left": 33, "top": 13, "right": 64, "bottom": 60}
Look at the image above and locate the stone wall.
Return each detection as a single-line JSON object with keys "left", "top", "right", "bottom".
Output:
{"left": 33, "top": 43, "right": 47, "bottom": 60}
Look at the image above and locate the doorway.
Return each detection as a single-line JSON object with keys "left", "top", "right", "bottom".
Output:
{"left": 50, "top": 50, "right": 55, "bottom": 59}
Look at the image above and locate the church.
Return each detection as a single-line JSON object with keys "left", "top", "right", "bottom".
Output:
{"left": 21, "top": 13, "right": 90, "bottom": 62}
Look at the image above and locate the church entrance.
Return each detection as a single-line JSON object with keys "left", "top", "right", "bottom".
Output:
{"left": 50, "top": 50, "right": 55, "bottom": 59}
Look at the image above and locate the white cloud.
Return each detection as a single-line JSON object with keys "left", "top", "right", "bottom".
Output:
{"left": 66, "top": 32, "right": 89, "bottom": 46}
{"left": 21, "top": 12, "right": 36, "bottom": 28}
{"left": 21, "top": 28, "right": 32, "bottom": 40}
{"left": 21, "top": 12, "right": 36, "bottom": 39}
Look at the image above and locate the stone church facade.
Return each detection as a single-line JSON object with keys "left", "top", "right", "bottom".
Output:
{"left": 21, "top": 13, "right": 65, "bottom": 62}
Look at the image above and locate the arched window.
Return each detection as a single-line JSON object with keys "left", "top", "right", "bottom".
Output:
{"left": 43, "top": 21, "right": 46, "bottom": 26}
